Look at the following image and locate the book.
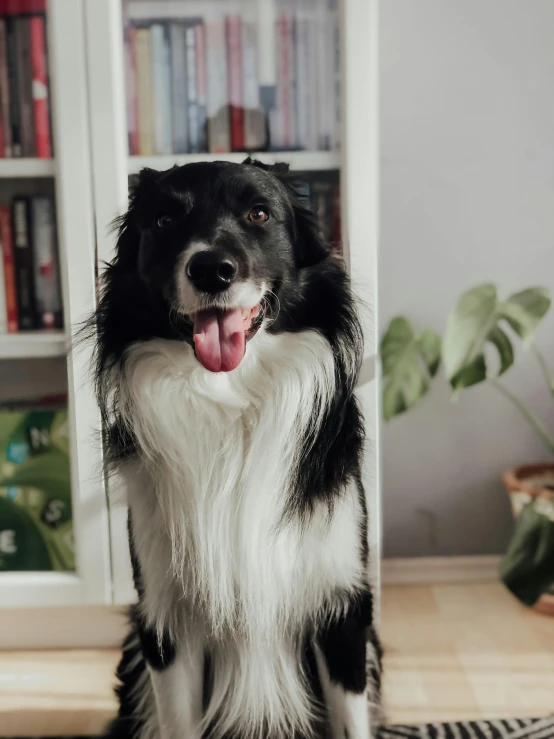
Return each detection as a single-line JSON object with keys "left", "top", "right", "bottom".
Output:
{"left": 15, "top": 17, "right": 35, "bottom": 157}
{"left": 294, "top": 12, "right": 310, "bottom": 151}
{"left": 225, "top": 15, "right": 244, "bottom": 151}
{"left": 0, "top": 205, "right": 17, "bottom": 332}
{"left": 134, "top": 26, "right": 154, "bottom": 156}
{"left": 29, "top": 197, "right": 62, "bottom": 329}
{"left": 0, "top": 218, "right": 5, "bottom": 332}
{"left": 306, "top": 9, "right": 320, "bottom": 151}
{"left": 274, "top": 11, "right": 295, "bottom": 150}
{"left": 169, "top": 23, "right": 188, "bottom": 154}
{"left": 29, "top": 15, "right": 50, "bottom": 158}
{"left": 242, "top": 20, "right": 265, "bottom": 151}
{"left": 316, "top": 0, "right": 333, "bottom": 150}
{"left": 184, "top": 21, "right": 199, "bottom": 153}
{"left": 205, "top": 19, "right": 230, "bottom": 154}
{"left": 0, "top": 19, "right": 9, "bottom": 157}
{"left": 329, "top": 0, "right": 341, "bottom": 151}
{"left": 124, "top": 24, "right": 139, "bottom": 155}
{"left": 151, "top": 23, "right": 172, "bottom": 156}
{"left": 0, "top": 1, "right": 46, "bottom": 11}
{"left": 12, "top": 197, "right": 36, "bottom": 330}
{"left": 5, "top": 18, "right": 20, "bottom": 156}
{"left": 195, "top": 23, "right": 207, "bottom": 153}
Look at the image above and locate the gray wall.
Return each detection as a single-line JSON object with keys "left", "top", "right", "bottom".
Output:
{"left": 380, "top": 0, "right": 554, "bottom": 557}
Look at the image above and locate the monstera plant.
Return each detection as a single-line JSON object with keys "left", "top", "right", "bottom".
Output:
{"left": 381, "top": 284, "right": 554, "bottom": 611}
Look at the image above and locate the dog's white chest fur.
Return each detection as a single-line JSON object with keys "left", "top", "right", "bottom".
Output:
{"left": 117, "top": 330, "right": 366, "bottom": 737}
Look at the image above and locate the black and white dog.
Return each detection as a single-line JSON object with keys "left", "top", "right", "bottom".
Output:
{"left": 91, "top": 159, "right": 381, "bottom": 739}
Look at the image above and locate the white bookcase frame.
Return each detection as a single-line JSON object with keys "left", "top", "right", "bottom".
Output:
{"left": 1, "top": 0, "right": 379, "bottom": 646}
{"left": 0, "top": 0, "right": 112, "bottom": 618}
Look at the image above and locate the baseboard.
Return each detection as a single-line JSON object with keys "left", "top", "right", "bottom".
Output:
{"left": 381, "top": 555, "right": 501, "bottom": 585}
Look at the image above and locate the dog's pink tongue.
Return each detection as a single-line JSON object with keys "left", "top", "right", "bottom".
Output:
{"left": 193, "top": 308, "right": 246, "bottom": 372}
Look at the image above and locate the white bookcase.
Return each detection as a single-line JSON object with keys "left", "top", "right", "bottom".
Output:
{"left": 1, "top": 0, "right": 379, "bottom": 648}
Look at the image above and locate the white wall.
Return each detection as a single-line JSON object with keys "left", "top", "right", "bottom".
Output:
{"left": 380, "top": 0, "right": 554, "bottom": 557}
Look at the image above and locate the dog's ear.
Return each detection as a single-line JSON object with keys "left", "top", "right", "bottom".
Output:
{"left": 111, "top": 168, "right": 162, "bottom": 269}
{"left": 243, "top": 157, "right": 290, "bottom": 176}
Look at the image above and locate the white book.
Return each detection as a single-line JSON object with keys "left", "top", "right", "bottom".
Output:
{"left": 151, "top": 23, "right": 172, "bottom": 155}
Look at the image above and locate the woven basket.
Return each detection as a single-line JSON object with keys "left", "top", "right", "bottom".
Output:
{"left": 502, "top": 463, "right": 554, "bottom": 616}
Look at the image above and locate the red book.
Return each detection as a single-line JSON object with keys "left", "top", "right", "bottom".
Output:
{"left": 0, "top": 205, "right": 18, "bottom": 333}
{"left": 0, "top": 0, "right": 46, "bottom": 13}
{"left": 225, "top": 15, "right": 244, "bottom": 151}
{"left": 30, "top": 15, "right": 50, "bottom": 158}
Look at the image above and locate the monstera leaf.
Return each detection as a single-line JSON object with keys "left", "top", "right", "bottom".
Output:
{"left": 380, "top": 317, "right": 441, "bottom": 420}
{"left": 443, "top": 285, "right": 551, "bottom": 391}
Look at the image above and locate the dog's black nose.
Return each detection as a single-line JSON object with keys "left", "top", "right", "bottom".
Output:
{"left": 187, "top": 251, "right": 239, "bottom": 293}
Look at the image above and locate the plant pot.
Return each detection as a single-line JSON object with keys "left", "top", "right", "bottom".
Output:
{"left": 502, "top": 463, "right": 554, "bottom": 616}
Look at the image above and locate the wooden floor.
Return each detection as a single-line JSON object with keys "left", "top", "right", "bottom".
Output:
{"left": 1, "top": 583, "right": 554, "bottom": 736}
{"left": 382, "top": 582, "right": 554, "bottom": 725}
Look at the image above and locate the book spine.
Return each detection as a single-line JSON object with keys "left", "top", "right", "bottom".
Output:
{"left": 0, "top": 204, "right": 17, "bottom": 332}
{"left": 151, "top": 23, "right": 172, "bottom": 156}
{"left": 294, "top": 14, "right": 310, "bottom": 151}
{"left": 329, "top": 0, "right": 340, "bottom": 151}
{"left": 6, "top": 18, "right": 20, "bottom": 156}
{"left": 16, "top": 17, "right": 35, "bottom": 157}
{"left": 306, "top": 6, "right": 319, "bottom": 152}
{"left": 135, "top": 27, "right": 154, "bottom": 156}
{"left": 0, "top": 1, "right": 46, "bottom": 12}
{"left": 242, "top": 20, "right": 264, "bottom": 151}
{"left": 283, "top": 12, "right": 295, "bottom": 149}
{"left": 185, "top": 23, "right": 199, "bottom": 153}
{"left": 12, "top": 197, "right": 36, "bottom": 330}
{"left": 275, "top": 12, "right": 295, "bottom": 150}
{"left": 0, "top": 213, "right": 6, "bottom": 331}
{"left": 316, "top": 0, "right": 332, "bottom": 150}
{"left": 225, "top": 15, "right": 244, "bottom": 152}
{"left": 124, "top": 24, "right": 139, "bottom": 155}
{"left": 0, "top": 19, "right": 7, "bottom": 157}
{"left": 170, "top": 23, "right": 188, "bottom": 154}
{"left": 30, "top": 197, "right": 62, "bottom": 329}
{"left": 29, "top": 15, "right": 50, "bottom": 158}
{"left": 195, "top": 22, "right": 206, "bottom": 153}
{"left": 205, "top": 19, "right": 230, "bottom": 154}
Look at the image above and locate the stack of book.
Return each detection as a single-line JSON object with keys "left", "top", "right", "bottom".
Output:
{"left": 0, "top": 195, "right": 62, "bottom": 333}
{"left": 0, "top": 0, "right": 51, "bottom": 158}
{"left": 125, "top": 0, "right": 340, "bottom": 156}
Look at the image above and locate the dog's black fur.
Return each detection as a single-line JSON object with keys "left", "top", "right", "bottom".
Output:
{"left": 89, "top": 159, "right": 381, "bottom": 739}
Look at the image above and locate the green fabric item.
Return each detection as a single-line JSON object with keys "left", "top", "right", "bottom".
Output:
{"left": 500, "top": 500, "right": 554, "bottom": 606}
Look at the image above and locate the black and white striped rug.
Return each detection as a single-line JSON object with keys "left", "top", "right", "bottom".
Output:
{"left": 379, "top": 717, "right": 554, "bottom": 738}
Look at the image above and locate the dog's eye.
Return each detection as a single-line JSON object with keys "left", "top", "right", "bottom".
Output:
{"left": 157, "top": 214, "right": 174, "bottom": 229}
{"left": 247, "top": 208, "right": 269, "bottom": 224}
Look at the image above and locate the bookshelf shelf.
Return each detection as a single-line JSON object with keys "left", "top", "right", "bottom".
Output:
{"left": 0, "top": 331, "right": 67, "bottom": 359}
{"left": 0, "top": 159, "right": 55, "bottom": 178}
{"left": 128, "top": 151, "right": 341, "bottom": 174}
